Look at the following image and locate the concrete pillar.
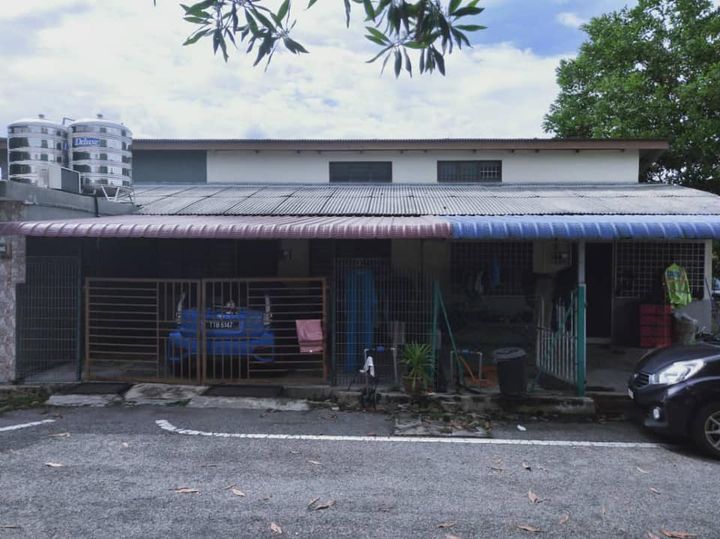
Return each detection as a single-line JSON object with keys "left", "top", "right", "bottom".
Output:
{"left": 0, "top": 234, "right": 25, "bottom": 383}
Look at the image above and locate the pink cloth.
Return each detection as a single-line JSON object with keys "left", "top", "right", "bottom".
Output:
{"left": 296, "top": 319, "right": 324, "bottom": 353}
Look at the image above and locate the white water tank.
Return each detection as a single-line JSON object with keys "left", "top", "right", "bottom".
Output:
{"left": 68, "top": 114, "right": 132, "bottom": 193}
{"left": 7, "top": 114, "right": 68, "bottom": 186}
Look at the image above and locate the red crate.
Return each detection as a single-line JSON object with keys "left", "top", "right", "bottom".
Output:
{"left": 639, "top": 304, "right": 672, "bottom": 315}
{"left": 639, "top": 314, "right": 672, "bottom": 327}
{"left": 640, "top": 325, "right": 672, "bottom": 337}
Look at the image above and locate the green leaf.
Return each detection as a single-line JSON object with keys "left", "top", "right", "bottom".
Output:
{"left": 365, "top": 26, "right": 390, "bottom": 44}
{"left": 455, "top": 24, "right": 486, "bottom": 31}
{"left": 277, "top": 0, "right": 290, "bottom": 22}
{"left": 362, "top": 0, "right": 374, "bottom": 20}
{"left": 394, "top": 48, "right": 401, "bottom": 77}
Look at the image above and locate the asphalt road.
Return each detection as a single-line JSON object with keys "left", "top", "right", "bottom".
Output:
{"left": 0, "top": 406, "right": 717, "bottom": 538}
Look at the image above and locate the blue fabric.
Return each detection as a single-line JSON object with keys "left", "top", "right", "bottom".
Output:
{"left": 446, "top": 216, "right": 720, "bottom": 240}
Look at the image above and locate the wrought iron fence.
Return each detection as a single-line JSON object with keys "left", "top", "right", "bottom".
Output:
{"left": 16, "top": 256, "right": 81, "bottom": 382}
{"left": 85, "top": 277, "right": 326, "bottom": 384}
{"left": 332, "top": 258, "right": 434, "bottom": 387}
{"left": 536, "top": 290, "right": 579, "bottom": 388}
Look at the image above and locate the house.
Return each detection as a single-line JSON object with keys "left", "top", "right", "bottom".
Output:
{"left": 1, "top": 136, "right": 718, "bottom": 395}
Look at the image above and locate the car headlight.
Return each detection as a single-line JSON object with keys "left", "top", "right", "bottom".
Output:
{"left": 649, "top": 359, "right": 705, "bottom": 385}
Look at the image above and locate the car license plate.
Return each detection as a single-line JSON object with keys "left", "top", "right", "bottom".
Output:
{"left": 207, "top": 320, "right": 238, "bottom": 330}
{"left": 627, "top": 388, "right": 634, "bottom": 400}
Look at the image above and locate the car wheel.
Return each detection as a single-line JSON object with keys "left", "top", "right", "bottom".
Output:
{"left": 691, "top": 402, "right": 720, "bottom": 459}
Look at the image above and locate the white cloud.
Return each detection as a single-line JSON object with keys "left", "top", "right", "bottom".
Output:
{"left": 0, "top": 0, "right": 568, "bottom": 139}
{"left": 556, "top": 11, "right": 587, "bottom": 29}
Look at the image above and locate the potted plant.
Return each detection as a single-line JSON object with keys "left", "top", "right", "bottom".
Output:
{"left": 401, "top": 342, "right": 434, "bottom": 395}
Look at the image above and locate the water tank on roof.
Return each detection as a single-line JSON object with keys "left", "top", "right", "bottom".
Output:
{"left": 6, "top": 114, "right": 68, "bottom": 186}
{"left": 68, "top": 114, "right": 132, "bottom": 194}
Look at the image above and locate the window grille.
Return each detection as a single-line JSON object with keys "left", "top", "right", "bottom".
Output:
{"left": 451, "top": 241, "right": 533, "bottom": 296}
{"left": 437, "top": 160, "right": 502, "bottom": 183}
{"left": 329, "top": 161, "right": 392, "bottom": 183}
{"left": 614, "top": 242, "right": 705, "bottom": 299}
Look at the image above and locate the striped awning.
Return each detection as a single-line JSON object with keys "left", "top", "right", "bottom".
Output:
{"left": 446, "top": 215, "right": 720, "bottom": 240}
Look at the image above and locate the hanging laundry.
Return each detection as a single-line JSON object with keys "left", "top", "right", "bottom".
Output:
{"left": 664, "top": 263, "right": 692, "bottom": 308}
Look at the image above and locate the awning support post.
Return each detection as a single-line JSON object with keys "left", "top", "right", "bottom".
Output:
{"left": 577, "top": 241, "right": 587, "bottom": 397}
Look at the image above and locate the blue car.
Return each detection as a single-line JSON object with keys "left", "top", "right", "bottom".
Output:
{"left": 166, "top": 301, "right": 275, "bottom": 376}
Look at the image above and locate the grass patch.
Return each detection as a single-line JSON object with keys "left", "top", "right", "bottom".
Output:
{"left": 0, "top": 390, "right": 48, "bottom": 414}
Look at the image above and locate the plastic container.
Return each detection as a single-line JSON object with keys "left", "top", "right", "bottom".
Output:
{"left": 493, "top": 347, "right": 527, "bottom": 396}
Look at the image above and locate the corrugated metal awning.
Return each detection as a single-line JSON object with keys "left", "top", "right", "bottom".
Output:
{"left": 0, "top": 215, "right": 451, "bottom": 239}
{"left": 447, "top": 215, "right": 720, "bottom": 240}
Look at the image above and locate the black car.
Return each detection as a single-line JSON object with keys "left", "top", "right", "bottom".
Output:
{"left": 628, "top": 342, "right": 720, "bottom": 458}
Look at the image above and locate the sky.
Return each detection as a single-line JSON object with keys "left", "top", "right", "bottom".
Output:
{"left": 0, "top": 0, "right": 642, "bottom": 139}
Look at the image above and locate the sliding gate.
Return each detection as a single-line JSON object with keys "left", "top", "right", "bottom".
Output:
{"left": 85, "top": 278, "right": 326, "bottom": 384}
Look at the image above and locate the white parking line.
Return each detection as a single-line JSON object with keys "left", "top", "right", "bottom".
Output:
{"left": 156, "top": 419, "right": 664, "bottom": 449}
{"left": 0, "top": 419, "right": 55, "bottom": 433}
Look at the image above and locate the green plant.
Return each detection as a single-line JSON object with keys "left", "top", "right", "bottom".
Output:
{"left": 401, "top": 342, "right": 434, "bottom": 393}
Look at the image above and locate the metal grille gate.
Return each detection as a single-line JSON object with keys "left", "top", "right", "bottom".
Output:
{"left": 16, "top": 256, "right": 81, "bottom": 382}
{"left": 332, "top": 258, "right": 434, "bottom": 387}
{"left": 536, "top": 290, "right": 580, "bottom": 389}
{"left": 85, "top": 277, "right": 326, "bottom": 384}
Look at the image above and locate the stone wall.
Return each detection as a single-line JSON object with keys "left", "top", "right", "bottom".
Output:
{"left": 0, "top": 201, "right": 25, "bottom": 383}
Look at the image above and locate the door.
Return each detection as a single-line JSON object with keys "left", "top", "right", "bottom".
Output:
{"left": 586, "top": 243, "right": 613, "bottom": 340}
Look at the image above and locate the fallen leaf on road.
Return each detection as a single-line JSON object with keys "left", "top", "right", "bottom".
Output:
{"left": 307, "top": 459, "right": 321, "bottom": 465}
{"left": 0, "top": 525, "right": 21, "bottom": 529}
{"left": 517, "top": 425, "right": 527, "bottom": 432}
{"left": 121, "top": 442, "right": 129, "bottom": 448}
{"left": 647, "top": 532, "right": 662, "bottom": 539}
{"left": 650, "top": 487, "right": 662, "bottom": 495}
{"left": 445, "top": 535, "right": 461, "bottom": 539}
{"left": 173, "top": 487, "right": 199, "bottom": 494}
{"left": 488, "top": 466, "right": 504, "bottom": 472}
{"left": 48, "top": 432, "right": 70, "bottom": 438}
{"left": 289, "top": 450, "right": 300, "bottom": 455}
{"left": 636, "top": 466, "right": 650, "bottom": 474}
{"left": 223, "top": 484, "right": 236, "bottom": 490}
{"left": 437, "top": 522, "right": 456, "bottom": 529}
{"left": 262, "top": 495, "right": 272, "bottom": 501}
{"left": 44, "top": 462, "right": 64, "bottom": 468}
{"left": 270, "top": 522, "right": 283, "bottom": 535}
{"left": 559, "top": 514, "right": 569, "bottom": 525}
{"left": 307, "top": 496, "right": 320, "bottom": 508}
{"left": 660, "top": 531, "right": 697, "bottom": 539}
{"left": 517, "top": 524, "right": 543, "bottom": 533}
{"left": 367, "top": 432, "right": 377, "bottom": 436}
{"left": 314, "top": 499, "right": 336, "bottom": 511}
{"left": 522, "top": 462, "right": 532, "bottom": 471}
{"left": 230, "top": 488, "right": 245, "bottom": 497}
{"left": 528, "top": 490, "right": 541, "bottom": 504}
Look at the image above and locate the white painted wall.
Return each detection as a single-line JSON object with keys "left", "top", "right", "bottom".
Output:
{"left": 206, "top": 149, "right": 640, "bottom": 184}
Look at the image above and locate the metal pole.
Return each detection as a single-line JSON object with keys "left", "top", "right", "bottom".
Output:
{"left": 577, "top": 241, "right": 587, "bottom": 397}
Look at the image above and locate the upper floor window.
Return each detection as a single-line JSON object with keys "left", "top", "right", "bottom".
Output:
{"left": 437, "top": 160, "right": 502, "bottom": 183}
{"left": 329, "top": 161, "right": 392, "bottom": 183}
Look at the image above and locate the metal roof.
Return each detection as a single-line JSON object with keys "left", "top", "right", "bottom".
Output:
{"left": 0, "top": 215, "right": 451, "bottom": 240}
{"left": 0, "top": 137, "right": 669, "bottom": 152}
{"left": 134, "top": 183, "right": 720, "bottom": 217}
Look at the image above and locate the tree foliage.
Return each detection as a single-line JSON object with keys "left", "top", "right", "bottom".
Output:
{"left": 176, "top": 0, "right": 486, "bottom": 76}
{"left": 544, "top": 0, "right": 720, "bottom": 186}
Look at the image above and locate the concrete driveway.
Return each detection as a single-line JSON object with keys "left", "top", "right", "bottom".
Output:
{"left": 0, "top": 406, "right": 715, "bottom": 538}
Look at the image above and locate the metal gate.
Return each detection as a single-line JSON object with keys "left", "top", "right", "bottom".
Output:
{"left": 85, "top": 277, "right": 326, "bottom": 384}
{"left": 332, "top": 258, "right": 434, "bottom": 387}
{"left": 16, "top": 256, "right": 81, "bottom": 382}
{"left": 536, "top": 288, "right": 585, "bottom": 394}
